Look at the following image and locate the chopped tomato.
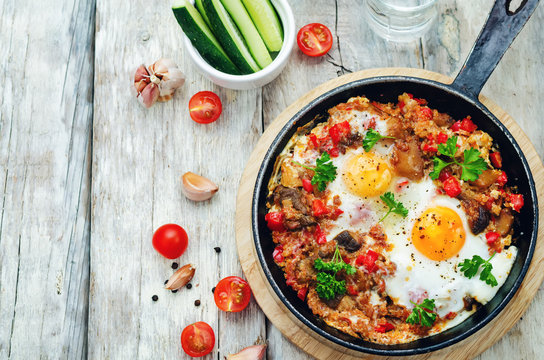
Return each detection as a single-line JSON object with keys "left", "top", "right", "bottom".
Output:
{"left": 329, "top": 121, "right": 351, "bottom": 145}
{"left": 443, "top": 176, "right": 461, "bottom": 198}
{"left": 460, "top": 117, "right": 477, "bottom": 132}
{"left": 302, "top": 178, "right": 314, "bottom": 193}
{"left": 181, "top": 322, "right": 215, "bottom": 357}
{"left": 490, "top": 152, "right": 503, "bottom": 168}
{"left": 297, "top": 287, "right": 308, "bottom": 301}
{"left": 312, "top": 199, "right": 329, "bottom": 216}
{"left": 152, "top": 224, "right": 188, "bottom": 259}
{"left": 189, "top": 91, "right": 222, "bottom": 124}
{"left": 347, "top": 285, "right": 358, "bottom": 296}
{"left": 214, "top": 276, "right": 251, "bottom": 312}
{"left": 264, "top": 212, "right": 285, "bottom": 232}
{"left": 273, "top": 245, "right": 284, "bottom": 263}
{"left": 296, "top": 23, "right": 333, "bottom": 57}
{"left": 438, "top": 169, "right": 452, "bottom": 182}
{"left": 445, "top": 312, "right": 457, "bottom": 320}
{"left": 356, "top": 249, "right": 380, "bottom": 273}
{"left": 374, "top": 322, "right": 394, "bottom": 333}
{"left": 314, "top": 225, "right": 327, "bottom": 244}
{"left": 486, "top": 231, "right": 501, "bottom": 245}
{"left": 509, "top": 194, "right": 524, "bottom": 212}
{"left": 496, "top": 171, "right": 508, "bottom": 186}
{"left": 436, "top": 132, "right": 448, "bottom": 144}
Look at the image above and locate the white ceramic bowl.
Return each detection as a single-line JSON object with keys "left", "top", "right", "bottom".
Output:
{"left": 184, "top": 0, "right": 295, "bottom": 90}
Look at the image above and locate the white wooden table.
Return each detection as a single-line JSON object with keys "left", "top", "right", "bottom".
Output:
{"left": 1, "top": 0, "right": 543, "bottom": 359}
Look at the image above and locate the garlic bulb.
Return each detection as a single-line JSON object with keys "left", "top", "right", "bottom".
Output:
{"left": 134, "top": 58, "right": 185, "bottom": 108}
{"left": 182, "top": 172, "right": 219, "bottom": 201}
{"left": 226, "top": 344, "right": 267, "bottom": 360}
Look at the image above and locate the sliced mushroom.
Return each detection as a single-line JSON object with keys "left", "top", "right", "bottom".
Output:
{"left": 462, "top": 199, "right": 490, "bottom": 234}
{"left": 496, "top": 208, "right": 514, "bottom": 236}
{"left": 334, "top": 230, "right": 361, "bottom": 252}
{"left": 324, "top": 293, "right": 344, "bottom": 309}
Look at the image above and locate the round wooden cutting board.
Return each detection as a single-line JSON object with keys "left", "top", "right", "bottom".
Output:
{"left": 235, "top": 68, "right": 544, "bottom": 360}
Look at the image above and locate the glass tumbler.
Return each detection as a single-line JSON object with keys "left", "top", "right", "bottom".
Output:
{"left": 364, "top": 0, "right": 438, "bottom": 42}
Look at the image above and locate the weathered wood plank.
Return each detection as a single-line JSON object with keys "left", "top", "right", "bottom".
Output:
{"left": 0, "top": 0, "right": 94, "bottom": 358}
{"left": 90, "top": 0, "right": 265, "bottom": 358}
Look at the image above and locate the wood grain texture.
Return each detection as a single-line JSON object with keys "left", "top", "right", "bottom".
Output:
{"left": 90, "top": 1, "right": 265, "bottom": 359}
{"left": 0, "top": 0, "right": 94, "bottom": 358}
{"left": 235, "top": 68, "right": 544, "bottom": 360}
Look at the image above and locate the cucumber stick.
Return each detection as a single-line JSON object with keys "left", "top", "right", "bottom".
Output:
{"left": 172, "top": 0, "right": 240, "bottom": 75}
{"left": 194, "top": 0, "right": 211, "bottom": 27}
{"left": 241, "top": 0, "right": 283, "bottom": 53}
{"left": 202, "top": 0, "right": 261, "bottom": 74}
{"left": 220, "top": 0, "right": 272, "bottom": 69}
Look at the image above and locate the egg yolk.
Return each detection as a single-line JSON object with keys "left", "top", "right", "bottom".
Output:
{"left": 412, "top": 206, "right": 466, "bottom": 261}
{"left": 342, "top": 153, "right": 392, "bottom": 197}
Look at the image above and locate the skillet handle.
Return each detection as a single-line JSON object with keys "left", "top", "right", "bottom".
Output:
{"left": 451, "top": 0, "right": 540, "bottom": 99}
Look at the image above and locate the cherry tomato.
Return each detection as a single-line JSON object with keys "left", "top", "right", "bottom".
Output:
{"left": 152, "top": 224, "right": 188, "bottom": 259}
{"left": 181, "top": 321, "right": 215, "bottom": 357}
{"left": 297, "top": 23, "right": 333, "bottom": 57}
{"left": 189, "top": 91, "right": 222, "bottom": 124}
{"left": 214, "top": 276, "right": 251, "bottom": 312}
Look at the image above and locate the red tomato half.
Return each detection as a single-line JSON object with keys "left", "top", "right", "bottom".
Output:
{"left": 214, "top": 276, "right": 251, "bottom": 312}
{"left": 152, "top": 224, "right": 188, "bottom": 259}
{"left": 297, "top": 23, "right": 333, "bottom": 57}
{"left": 181, "top": 321, "right": 215, "bottom": 357}
{"left": 189, "top": 91, "right": 222, "bottom": 124}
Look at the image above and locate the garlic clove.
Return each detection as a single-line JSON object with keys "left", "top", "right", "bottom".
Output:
{"left": 139, "top": 83, "right": 160, "bottom": 108}
{"left": 134, "top": 65, "right": 150, "bottom": 93}
{"left": 165, "top": 264, "right": 195, "bottom": 290}
{"left": 226, "top": 344, "right": 267, "bottom": 360}
{"left": 149, "top": 58, "right": 176, "bottom": 76}
{"left": 159, "top": 67, "right": 185, "bottom": 97}
{"left": 182, "top": 172, "right": 219, "bottom": 202}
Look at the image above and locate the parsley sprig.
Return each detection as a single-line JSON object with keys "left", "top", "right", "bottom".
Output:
{"left": 406, "top": 298, "right": 437, "bottom": 327}
{"left": 379, "top": 192, "right": 409, "bottom": 222}
{"left": 429, "top": 136, "right": 487, "bottom": 181}
{"left": 458, "top": 253, "right": 498, "bottom": 287}
{"left": 363, "top": 129, "right": 395, "bottom": 152}
{"left": 314, "top": 246, "right": 356, "bottom": 300}
{"left": 294, "top": 152, "right": 337, "bottom": 191}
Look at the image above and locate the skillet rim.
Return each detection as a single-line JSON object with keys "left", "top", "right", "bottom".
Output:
{"left": 251, "top": 76, "right": 538, "bottom": 356}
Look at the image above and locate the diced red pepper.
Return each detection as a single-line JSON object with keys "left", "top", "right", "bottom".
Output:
{"left": 312, "top": 199, "right": 329, "bottom": 217}
{"left": 496, "top": 171, "right": 508, "bottom": 187}
{"left": 342, "top": 256, "right": 351, "bottom": 265}
{"left": 356, "top": 249, "right": 380, "bottom": 273}
{"left": 328, "top": 147, "right": 339, "bottom": 157}
{"left": 366, "top": 118, "right": 376, "bottom": 130}
{"left": 443, "top": 176, "right": 462, "bottom": 198}
{"left": 396, "top": 180, "right": 410, "bottom": 192}
{"left": 509, "top": 194, "right": 524, "bottom": 212}
{"left": 273, "top": 245, "right": 284, "bottom": 263}
{"left": 438, "top": 169, "right": 452, "bottom": 182}
{"left": 414, "top": 98, "right": 426, "bottom": 105}
{"left": 314, "top": 225, "right": 327, "bottom": 244}
{"left": 265, "top": 212, "right": 285, "bottom": 232}
{"left": 418, "top": 107, "right": 433, "bottom": 120}
{"left": 485, "top": 198, "right": 495, "bottom": 211}
{"left": 398, "top": 101, "right": 405, "bottom": 111}
{"left": 485, "top": 231, "right": 501, "bottom": 245}
{"left": 445, "top": 312, "right": 457, "bottom": 320}
{"left": 422, "top": 143, "right": 438, "bottom": 152}
{"left": 329, "top": 121, "right": 351, "bottom": 145}
{"left": 460, "top": 117, "right": 477, "bottom": 132}
{"left": 451, "top": 120, "right": 462, "bottom": 131}
{"left": 309, "top": 134, "right": 319, "bottom": 148}
{"left": 286, "top": 274, "right": 296, "bottom": 287}
{"left": 374, "top": 322, "right": 395, "bottom": 333}
{"left": 331, "top": 207, "right": 344, "bottom": 220}
{"left": 347, "top": 285, "right": 358, "bottom": 296}
{"left": 297, "top": 287, "right": 308, "bottom": 301}
{"left": 302, "top": 178, "right": 313, "bottom": 193}
{"left": 436, "top": 132, "right": 448, "bottom": 144}
{"left": 490, "top": 152, "right": 502, "bottom": 168}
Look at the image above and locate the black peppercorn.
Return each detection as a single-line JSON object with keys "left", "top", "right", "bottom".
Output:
{"left": 186, "top": 283, "right": 192, "bottom": 289}
{"left": 194, "top": 300, "right": 201, "bottom": 306}
{"left": 152, "top": 295, "right": 158, "bottom": 301}
{"left": 171, "top": 262, "right": 179, "bottom": 269}
{"left": 214, "top": 247, "right": 221, "bottom": 253}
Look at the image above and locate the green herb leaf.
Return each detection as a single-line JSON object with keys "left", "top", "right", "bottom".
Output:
{"left": 458, "top": 253, "right": 498, "bottom": 287}
{"left": 313, "top": 246, "right": 356, "bottom": 300}
{"left": 437, "top": 136, "right": 458, "bottom": 158}
{"left": 429, "top": 157, "right": 452, "bottom": 180}
{"left": 379, "top": 192, "right": 409, "bottom": 222}
{"left": 362, "top": 129, "right": 395, "bottom": 152}
{"left": 459, "top": 148, "right": 487, "bottom": 181}
{"left": 406, "top": 299, "right": 437, "bottom": 327}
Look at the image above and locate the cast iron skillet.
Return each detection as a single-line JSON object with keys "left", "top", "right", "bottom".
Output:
{"left": 252, "top": 0, "right": 540, "bottom": 356}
